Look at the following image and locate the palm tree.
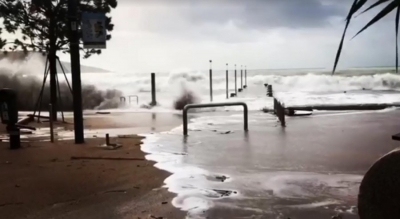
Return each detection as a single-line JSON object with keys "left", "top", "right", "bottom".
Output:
{"left": 333, "top": 0, "right": 400, "bottom": 74}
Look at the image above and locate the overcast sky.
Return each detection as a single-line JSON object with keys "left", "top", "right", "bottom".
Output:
{"left": 56, "top": 0, "right": 397, "bottom": 73}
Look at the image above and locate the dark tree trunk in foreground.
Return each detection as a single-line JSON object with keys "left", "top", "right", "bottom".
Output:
{"left": 48, "top": 19, "right": 58, "bottom": 121}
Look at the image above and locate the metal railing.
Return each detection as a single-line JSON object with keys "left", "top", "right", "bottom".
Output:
{"left": 120, "top": 95, "right": 139, "bottom": 105}
{"left": 183, "top": 102, "right": 248, "bottom": 136}
{"left": 128, "top": 95, "right": 139, "bottom": 104}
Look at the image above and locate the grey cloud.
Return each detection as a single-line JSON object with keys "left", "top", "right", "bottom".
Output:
{"left": 187, "top": 0, "right": 347, "bottom": 29}
{"left": 120, "top": 0, "right": 349, "bottom": 30}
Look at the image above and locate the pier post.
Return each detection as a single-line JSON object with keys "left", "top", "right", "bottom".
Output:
{"left": 241, "top": 65, "right": 243, "bottom": 90}
{"left": 235, "top": 65, "right": 237, "bottom": 95}
{"left": 277, "top": 101, "right": 286, "bottom": 127}
{"left": 209, "top": 60, "right": 213, "bottom": 102}
{"left": 151, "top": 73, "right": 157, "bottom": 106}
{"left": 226, "top": 63, "right": 229, "bottom": 99}
{"left": 267, "top": 85, "right": 273, "bottom": 97}
{"left": 244, "top": 66, "right": 247, "bottom": 88}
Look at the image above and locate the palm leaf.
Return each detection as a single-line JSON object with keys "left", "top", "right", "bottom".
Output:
{"left": 357, "top": 0, "right": 390, "bottom": 16}
{"left": 353, "top": 0, "right": 370, "bottom": 14}
{"left": 332, "top": 0, "right": 364, "bottom": 75}
{"left": 352, "top": 1, "right": 399, "bottom": 38}
{"left": 396, "top": 6, "right": 400, "bottom": 73}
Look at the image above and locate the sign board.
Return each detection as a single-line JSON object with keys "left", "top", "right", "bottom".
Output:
{"left": 82, "top": 12, "right": 107, "bottom": 49}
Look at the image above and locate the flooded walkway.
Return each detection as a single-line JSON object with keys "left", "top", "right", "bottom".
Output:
{"left": 142, "top": 109, "right": 400, "bottom": 218}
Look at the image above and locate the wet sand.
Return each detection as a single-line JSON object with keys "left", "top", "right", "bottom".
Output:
{"left": 0, "top": 112, "right": 185, "bottom": 219}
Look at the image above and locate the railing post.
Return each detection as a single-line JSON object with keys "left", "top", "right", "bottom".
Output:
{"left": 226, "top": 63, "right": 229, "bottom": 99}
{"left": 151, "top": 73, "right": 157, "bottom": 106}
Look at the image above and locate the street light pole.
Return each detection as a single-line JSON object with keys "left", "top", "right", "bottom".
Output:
{"left": 68, "top": 0, "right": 84, "bottom": 144}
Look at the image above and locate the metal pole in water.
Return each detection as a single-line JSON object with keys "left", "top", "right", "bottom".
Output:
{"left": 235, "top": 64, "right": 237, "bottom": 95}
{"left": 151, "top": 73, "right": 157, "bottom": 106}
{"left": 241, "top": 65, "right": 243, "bottom": 89}
{"left": 209, "top": 60, "right": 213, "bottom": 102}
{"left": 226, "top": 63, "right": 229, "bottom": 99}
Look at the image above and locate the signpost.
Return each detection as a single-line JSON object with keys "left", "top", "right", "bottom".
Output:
{"left": 82, "top": 12, "right": 107, "bottom": 49}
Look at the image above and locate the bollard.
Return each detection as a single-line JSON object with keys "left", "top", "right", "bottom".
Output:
{"left": 267, "top": 85, "right": 273, "bottom": 97}
{"left": 235, "top": 64, "right": 237, "bottom": 95}
{"left": 150, "top": 73, "right": 157, "bottom": 106}
{"left": 49, "top": 104, "right": 54, "bottom": 143}
{"left": 226, "top": 63, "right": 229, "bottom": 99}
{"left": 209, "top": 60, "right": 213, "bottom": 102}
{"left": 241, "top": 65, "right": 243, "bottom": 89}
{"left": 106, "top": 133, "right": 110, "bottom": 145}
{"left": 0, "top": 89, "right": 20, "bottom": 149}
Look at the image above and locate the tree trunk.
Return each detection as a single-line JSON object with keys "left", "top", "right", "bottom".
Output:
{"left": 48, "top": 50, "right": 57, "bottom": 121}
{"left": 48, "top": 19, "right": 58, "bottom": 121}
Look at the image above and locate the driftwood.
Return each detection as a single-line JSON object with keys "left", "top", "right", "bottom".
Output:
{"left": 70, "top": 156, "right": 145, "bottom": 161}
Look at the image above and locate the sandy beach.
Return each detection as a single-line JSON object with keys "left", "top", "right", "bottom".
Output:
{"left": 0, "top": 112, "right": 184, "bottom": 219}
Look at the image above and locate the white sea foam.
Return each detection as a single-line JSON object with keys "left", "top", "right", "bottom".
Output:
{"left": 76, "top": 70, "right": 400, "bottom": 112}
{"left": 3, "top": 54, "right": 400, "bottom": 112}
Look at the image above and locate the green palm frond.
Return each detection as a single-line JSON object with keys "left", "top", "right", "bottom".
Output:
{"left": 333, "top": 0, "right": 400, "bottom": 75}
